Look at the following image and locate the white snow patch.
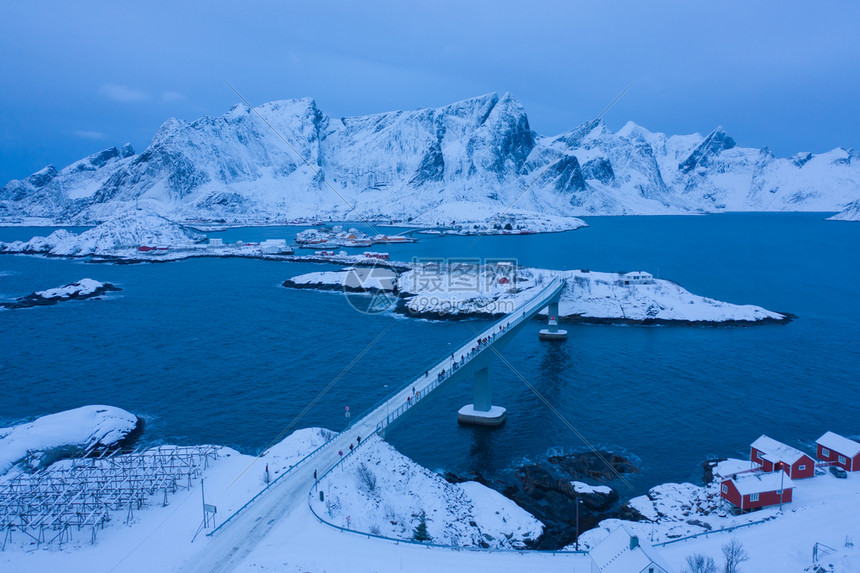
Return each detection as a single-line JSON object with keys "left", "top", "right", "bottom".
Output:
{"left": 321, "top": 435, "right": 543, "bottom": 548}
{"left": 35, "top": 278, "right": 106, "bottom": 299}
{"left": 571, "top": 481, "right": 613, "bottom": 495}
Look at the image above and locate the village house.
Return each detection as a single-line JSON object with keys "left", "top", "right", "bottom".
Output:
{"left": 621, "top": 271, "right": 654, "bottom": 285}
{"left": 816, "top": 431, "right": 860, "bottom": 471}
{"left": 750, "top": 435, "right": 816, "bottom": 479}
{"left": 721, "top": 472, "right": 794, "bottom": 512}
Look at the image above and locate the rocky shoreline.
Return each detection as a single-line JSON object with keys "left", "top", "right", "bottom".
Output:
{"left": 444, "top": 450, "right": 646, "bottom": 550}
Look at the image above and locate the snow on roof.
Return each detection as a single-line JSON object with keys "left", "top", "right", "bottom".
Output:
{"left": 751, "top": 434, "right": 810, "bottom": 464}
{"left": 729, "top": 472, "right": 795, "bottom": 496}
{"left": 623, "top": 271, "right": 653, "bottom": 277}
{"left": 589, "top": 525, "right": 671, "bottom": 573}
{"left": 816, "top": 431, "right": 860, "bottom": 458}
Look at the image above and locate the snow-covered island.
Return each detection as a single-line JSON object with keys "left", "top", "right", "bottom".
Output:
{"left": 0, "top": 406, "right": 142, "bottom": 474}
{"left": 0, "top": 211, "right": 206, "bottom": 257}
{"left": 827, "top": 199, "right": 860, "bottom": 221}
{"left": 284, "top": 262, "right": 789, "bottom": 325}
{"left": 0, "top": 278, "right": 121, "bottom": 310}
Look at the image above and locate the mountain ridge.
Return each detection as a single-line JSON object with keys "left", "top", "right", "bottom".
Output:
{"left": 2, "top": 93, "right": 858, "bottom": 224}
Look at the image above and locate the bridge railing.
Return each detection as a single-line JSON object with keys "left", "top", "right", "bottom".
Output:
{"left": 651, "top": 517, "right": 771, "bottom": 547}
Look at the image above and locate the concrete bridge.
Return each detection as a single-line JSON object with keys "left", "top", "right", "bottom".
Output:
{"left": 189, "top": 277, "right": 568, "bottom": 572}
{"left": 375, "top": 276, "right": 567, "bottom": 428}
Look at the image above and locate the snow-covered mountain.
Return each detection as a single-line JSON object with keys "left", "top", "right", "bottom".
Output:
{"left": 2, "top": 93, "right": 859, "bottom": 223}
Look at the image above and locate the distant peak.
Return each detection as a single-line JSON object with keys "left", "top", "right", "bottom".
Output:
{"left": 679, "top": 125, "right": 736, "bottom": 174}
{"left": 617, "top": 120, "right": 641, "bottom": 135}
{"left": 705, "top": 125, "right": 735, "bottom": 148}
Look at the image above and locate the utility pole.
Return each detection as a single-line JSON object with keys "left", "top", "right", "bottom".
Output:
{"left": 575, "top": 497, "right": 582, "bottom": 551}
{"left": 779, "top": 462, "right": 785, "bottom": 510}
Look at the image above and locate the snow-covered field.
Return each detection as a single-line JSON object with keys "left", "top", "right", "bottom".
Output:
{"left": 0, "top": 407, "right": 579, "bottom": 572}
{"left": 4, "top": 405, "right": 859, "bottom": 572}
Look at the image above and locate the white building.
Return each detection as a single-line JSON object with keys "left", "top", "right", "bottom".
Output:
{"left": 621, "top": 271, "right": 654, "bottom": 285}
{"left": 208, "top": 238, "right": 223, "bottom": 246}
{"left": 260, "top": 239, "right": 293, "bottom": 254}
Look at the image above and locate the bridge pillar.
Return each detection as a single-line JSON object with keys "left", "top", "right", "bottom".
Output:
{"left": 458, "top": 366, "right": 507, "bottom": 426}
{"left": 539, "top": 301, "right": 568, "bottom": 340}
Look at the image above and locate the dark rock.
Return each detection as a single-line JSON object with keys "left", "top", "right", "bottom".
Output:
{"left": 679, "top": 126, "right": 736, "bottom": 174}
{"left": 0, "top": 282, "right": 122, "bottom": 310}
{"left": 582, "top": 157, "right": 615, "bottom": 185}
{"left": 702, "top": 457, "right": 726, "bottom": 484}
{"left": 547, "top": 450, "right": 640, "bottom": 481}
{"left": 686, "top": 519, "right": 712, "bottom": 530}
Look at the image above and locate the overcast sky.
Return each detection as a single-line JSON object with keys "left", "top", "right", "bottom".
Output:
{"left": 1, "top": 1, "right": 858, "bottom": 182}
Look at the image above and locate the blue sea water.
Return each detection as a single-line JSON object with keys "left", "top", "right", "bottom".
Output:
{"left": 0, "top": 213, "right": 857, "bottom": 495}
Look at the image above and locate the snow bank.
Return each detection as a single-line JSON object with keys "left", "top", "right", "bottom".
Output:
{"left": 0, "top": 406, "right": 141, "bottom": 475}
{"left": 322, "top": 436, "right": 543, "bottom": 548}
{"left": 262, "top": 427, "right": 336, "bottom": 465}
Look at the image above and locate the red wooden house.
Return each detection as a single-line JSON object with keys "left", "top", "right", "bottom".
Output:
{"left": 721, "top": 472, "right": 794, "bottom": 511}
{"left": 816, "top": 432, "right": 860, "bottom": 471}
{"left": 750, "top": 435, "right": 815, "bottom": 479}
